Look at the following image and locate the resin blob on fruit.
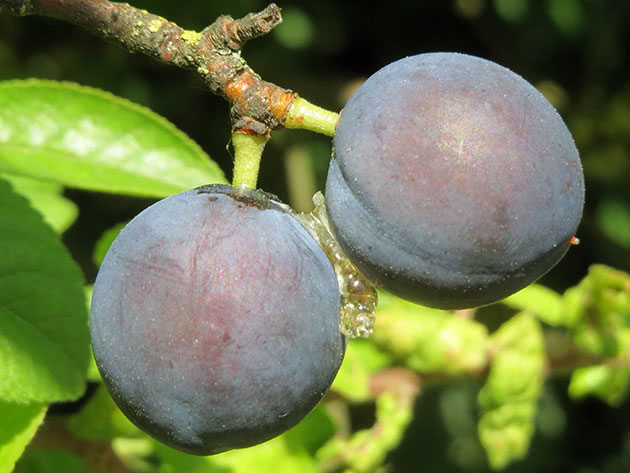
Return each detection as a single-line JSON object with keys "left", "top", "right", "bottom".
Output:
{"left": 327, "top": 52, "right": 584, "bottom": 309}
{"left": 90, "top": 185, "right": 345, "bottom": 455}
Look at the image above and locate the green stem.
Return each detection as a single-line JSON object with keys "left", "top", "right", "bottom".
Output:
{"left": 232, "top": 132, "right": 269, "bottom": 189}
{"left": 284, "top": 97, "right": 339, "bottom": 136}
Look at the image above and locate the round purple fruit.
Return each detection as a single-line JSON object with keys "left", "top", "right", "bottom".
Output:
{"left": 90, "top": 184, "right": 345, "bottom": 455}
{"left": 327, "top": 52, "right": 584, "bottom": 309}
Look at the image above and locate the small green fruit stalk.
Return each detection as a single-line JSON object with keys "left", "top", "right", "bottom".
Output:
{"left": 230, "top": 98, "right": 374, "bottom": 338}
{"left": 284, "top": 97, "right": 339, "bottom": 137}
{"left": 231, "top": 132, "right": 269, "bottom": 189}
{"left": 231, "top": 98, "right": 339, "bottom": 191}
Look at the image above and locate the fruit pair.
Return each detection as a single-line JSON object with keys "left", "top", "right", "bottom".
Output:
{"left": 90, "top": 52, "right": 584, "bottom": 455}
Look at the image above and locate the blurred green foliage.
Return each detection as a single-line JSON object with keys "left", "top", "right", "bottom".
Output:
{"left": 1, "top": 1, "right": 629, "bottom": 472}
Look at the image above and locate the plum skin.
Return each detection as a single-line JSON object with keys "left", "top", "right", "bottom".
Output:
{"left": 327, "top": 52, "right": 585, "bottom": 309}
{"left": 89, "top": 184, "right": 345, "bottom": 455}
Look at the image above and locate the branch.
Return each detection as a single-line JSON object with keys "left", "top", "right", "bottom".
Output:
{"left": 0, "top": 0, "right": 299, "bottom": 135}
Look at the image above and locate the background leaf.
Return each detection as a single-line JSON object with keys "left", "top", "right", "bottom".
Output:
{"left": 283, "top": 405, "right": 337, "bottom": 455}
{"left": 596, "top": 197, "right": 630, "bottom": 248}
{"left": 316, "top": 392, "right": 415, "bottom": 473}
{"left": 92, "top": 222, "right": 126, "bottom": 267}
{"left": 569, "top": 366, "right": 630, "bottom": 407}
{"left": 0, "top": 80, "right": 226, "bottom": 197}
{"left": 0, "top": 179, "right": 89, "bottom": 403}
{"left": 0, "top": 173, "right": 78, "bottom": 233}
{"left": 154, "top": 432, "right": 317, "bottom": 473}
{"left": 331, "top": 339, "right": 392, "bottom": 402}
{"left": 501, "top": 284, "right": 565, "bottom": 327}
{"left": 478, "top": 313, "right": 545, "bottom": 470}
{"left": 564, "top": 265, "right": 630, "bottom": 356}
{"left": 81, "top": 286, "right": 101, "bottom": 383}
{"left": 373, "top": 292, "right": 488, "bottom": 375}
{"left": 67, "top": 385, "right": 142, "bottom": 440}
{"left": 0, "top": 402, "right": 47, "bottom": 473}
{"left": 13, "top": 449, "right": 87, "bottom": 473}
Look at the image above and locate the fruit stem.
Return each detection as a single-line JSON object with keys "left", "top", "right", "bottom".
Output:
{"left": 284, "top": 97, "right": 339, "bottom": 137}
{"left": 232, "top": 132, "right": 269, "bottom": 189}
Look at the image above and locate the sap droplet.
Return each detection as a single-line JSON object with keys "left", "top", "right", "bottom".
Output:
{"left": 296, "top": 192, "right": 377, "bottom": 338}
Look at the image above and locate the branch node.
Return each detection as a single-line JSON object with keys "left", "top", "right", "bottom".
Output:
{"left": 0, "top": 1, "right": 314, "bottom": 137}
{"left": 224, "top": 3, "right": 282, "bottom": 50}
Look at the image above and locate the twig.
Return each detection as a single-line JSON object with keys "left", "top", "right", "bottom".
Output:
{"left": 0, "top": 0, "right": 297, "bottom": 135}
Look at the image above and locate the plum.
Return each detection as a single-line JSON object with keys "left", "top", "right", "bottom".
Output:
{"left": 90, "top": 184, "right": 345, "bottom": 455}
{"left": 327, "top": 52, "right": 584, "bottom": 309}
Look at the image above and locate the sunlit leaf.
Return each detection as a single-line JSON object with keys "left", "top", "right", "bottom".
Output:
{"left": 0, "top": 179, "right": 89, "bottom": 403}
{"left": 374, "top": 292, "right": 487, "bottom": 374}
{"left": 569, "top": 366, "right": 630, "bottom": 407}
{"left": 1, "top": 173, "right": 78, "bottom": 233}
{"left": 331, "top": 339, "right": 392, "bottom": 402}
{"left": 502, "top": 284, "right": 565, "bottom": 326}
{"left": 316, "top": 392, "right": 414, "bottom": 473}
{"left": 0, "top": 402, "right": 47, "bottom": 473}
{"left": 478, "top": 313, "right": 545, "bottom": 470}
{"left": 0, "top": 79, "right": 226, "bottom": 198}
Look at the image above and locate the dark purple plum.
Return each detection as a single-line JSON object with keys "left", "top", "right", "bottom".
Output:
{"left": 90, "top": 184, "right": 345, "bottom": 455}
{"left": 327, "top": 52, "right": 584, "bottom": 309}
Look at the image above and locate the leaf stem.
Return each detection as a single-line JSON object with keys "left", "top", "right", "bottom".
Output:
{"left": 231, "top": 132, "right": 269, "bottom": 189}
{"left": 284, "top": 97, "right": 339, "bottom": 137}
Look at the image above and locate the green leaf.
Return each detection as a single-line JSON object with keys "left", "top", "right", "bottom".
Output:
{"left": 478, "top": 402, "right": 536, "bottom": 470}
{"left": 273, "top": 8, "right": 314, "bottom": 49}
{"left": 150, "top": 443, "right": 211, "bottom": 473}
{"left": 283, "top": 404, "right": 337, "bottom": 455}
{"left": 486, "top": 312, "right": 546, "bottom": 357}
{"left": 560, "top": 265, "right": 630, "bottom": 407}
{"left": 331, "top": 339, "right": 392, "bottom": 402}
{"left": 0, "top": 401, "right": 47, "bottom": 473}
{"left": 119, "top": 407, "right": 333, "bottom": 473}
{"left": 0, "top": 79, "right": 226, "bottom": 197}
{"left": 564, "top": 265, "right": 630, "bottom": 357}
{"left": 85, "top": 350, "right": 101, "bottom": 383}
{"left": 111, "top": 438, "right": 155, "bottom": 473}
{"left": 93, "top": 222, "right": 126, "bottom": 267}
{"left": 154, "top": 435, "right": 317, "bottom": 473}
{"left": 208, "top": 423, "right": 319, "bottom": 473}
{"left": 1, "top": 173, "right": 78, "bottom": 233}
{"left": 569, "top": 366, "right": 630, "bottom": 407}
{"left": 478, "top": 313, "right": 545, "bottom": 470}
{"left": 597, "top": 198, "right": 630, "bottom": 248}
{"left": 13, "top": 449, "right": 87, "bottom": 473}
{"left": 501, "top": 284, "right": 565, "bottom": 326}
{"left": 68, "top": 385, "right": 142, "bottom": 440}
{"left": 82, "top": 285, "right": 101, "bottom": 383}
{"left": 478, "top": 351, "right": 542, "bottom": 408}
{"left": 494, "top": 0, "right": 528, "bottom": 23}
{"left": 316, "top": 392, "right": 414, "bottom": 473}
{"left": 373, "top": 291, "right": 488, "bottom": 374}
{"left": 0, "top": 179, "right": 89, "bottom": 403}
